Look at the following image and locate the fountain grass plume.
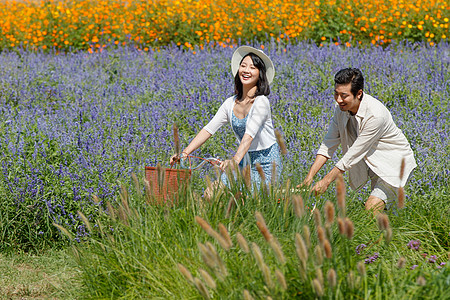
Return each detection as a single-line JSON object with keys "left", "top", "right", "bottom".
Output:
{"left": 317, "top": 226, "right": 326, "bottom": 246}
{"left": 251, "top": 242, "right": 265, "bottom": 268}
{"left": 199, "top": 268, "right": 217, "bottom": 290}
{"left": 173, "top": 123, "right": 180, "bottom": 156}
{"left": 77, "top": 211, "right": 92, "bottom": 233}
{"left": 275, "top": 269, "right": 287, "bottom": 290}
{"left": 236, "top": 232, "right": 250, "bottom": 253}
{"left": 323, "top": 239, "right": 332, "bottom": 259}
{"left": 194, "top": 277, "right": 210, "bottom": 300}
{"left": 275, "top": 129, "right": 288, "bottom": 155}
{"left": 177, "top": 263, "right": 194, "bottom": 283}
{"left": 314, "top": 244, "right": 324, "bottom": 265}
{"left": 344, "top": 218, "right": 354, "bottom": 239}
{"left": 325, "top": 201, "right": 335, "bottom": 225}
{"left": 303, "top": 225, "right": 311, "bottom": 249}
{"left": 218, "top": 223, "right": 233, "bottom": 249}
{"left": 269, "top": 237, "right": 286, "bottom": 265}
{"left": 295, "top": 233, "right": 308, "bottom": 264}
{"left": 292, "top": 194, "right": 304, "bottom": 218}
{"left": 327, "top": 268, "right": 337, "bottom": 288}
{"left": 313, "top": 209, "right": 322, "bottom": 228}
{"left": 261, "top": 263, "right": 274, "bottom": 289}
{"left": 243, "top": 290, "right": 254, "bottom": 300}
{"left": 195, "top": 216, "right": 230, "bottom": 250}
{"left": 312, "top": 278, "right": 324, "bottom": 297}
{"left": 336, "top": 172, "right": 346, "bottom": 216}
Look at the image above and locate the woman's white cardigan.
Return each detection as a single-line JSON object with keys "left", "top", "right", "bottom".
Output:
{"left": 203, "top": 95, "right": 277, "bottom": 165}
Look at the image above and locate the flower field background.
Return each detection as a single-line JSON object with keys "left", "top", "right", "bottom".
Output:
{"left": 0, "top": 0, "right": 449, "bottom": 51}
{"left": 0, "top": 0, "right": 449, "bottom": 298}
{"left": 0, "top": 40, "right": 449, "bottom": 297}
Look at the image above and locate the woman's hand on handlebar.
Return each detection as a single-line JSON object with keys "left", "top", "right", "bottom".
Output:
{"left": 170, "top": 152, "right": 187, "bottom": 165}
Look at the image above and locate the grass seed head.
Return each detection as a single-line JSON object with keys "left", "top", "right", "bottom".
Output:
{"left": 295, "top": 233, "right": 308, "bottom": 263}
{"left": 53, "top": 223, "right": 73, "bottom": 240}
{"left": 173, "top": 123, "right": 180, "bottom": 155}
{"left": 345, "top": 218, "right": 354, "bottom": 239}
{"left": 357, "top": 261, "right": 366, "bottom": 276}
{"left": 251, "top": 242, "right": 265, "bottom": 267}
{"left": 257, "top": 220, "right": 273, "bottom": 242}
{"left": 314, "top": 244, "right": 324, "bottom": 265}
{"left": 261, "top": 263, "right": 274, "bottom": 289}
{"left": 397, "top": 257, "right": 406, "bottom": 269}
{"left": 92, "top": 194, "right": 101, "bottom": 204}
{"left": 177, "top": 264, "right": 194, "bottom": 283}
{"left": 131, "top": 172, "right": 141, "bottom": 196}
{"left": 385, "top": 228, "right": 393, "bottom": 244}
{"left": 199, "top": 268, "right": 216, "bottom": 290}
{"left": 337, "top": 217, "right": 346, "bottom": 236}
{"left": 194, "top": 277, "right": 210, "bottom": 300}
{"left": 317, "top": 226, "right": 326, "bottom": 246}
{"left": 269, "top": 237, "right": 285, "bottom": 265}
{"left": 316, "top": 267, "right": 324, "bottom": 286}
{"left": 255, "top": 163, "right": 266, "bottom": 183}
{"left": 243, "top": 165, "right": 252, "bottom": 189}
{"left": 323, "top": 239, "right": 333, "bottom": 259}
{"left": 275, "top": 269, "right": 287, "bottom": 290}
{"left": 336, "top": 172, "right": 346, "bottom": 215}
{"left": 198, "top": 243, "right": 215, "bottom": 269}
{"left": 77, "top": 211, "right": 92, "bottom": 233}
{"left": 400, "top": 157, "right": 405, "bottom": 180}
{"left": 292, "top": 194, "right": 305, "bottom": 217}
{"left": 398, "top": 186, "right": 405, "bottom": 208}
{"left": 327, "top": 268, "right": 337, "bottom": 288}
{"left": 325, "top": 201, "right": 335, "bottom": 224}
{"left": 312, "top": 278, "right": 324, "bottom": 297}
{"left": 416, "top": 276, "right": 426, "bottom": 286}
{"left": 218, "top": 223, "right": 233, "bottom": 249}
{"left": 376, "top": 213, "right": 390, "bottom": 231}
{"left": 313, "top": 209, "right": 322, "bottom": 228}
{"left": 236, "top": 232, "right": 250, "bottom": 253}
{"left": 275, "top": 129, "right": 288, "bottom": 155}
{"left": 243, "top": 290, "right": 254, "bottom": 300}
{"left": 303, "top": 225, "right": 311, "bottom": 249}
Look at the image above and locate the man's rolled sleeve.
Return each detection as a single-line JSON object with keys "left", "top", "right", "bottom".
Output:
{"left": 337, "top": 115, "right": 384, "bottom": 171}
{"left": 317, "top": 110, "right": 341, "bottom": 159}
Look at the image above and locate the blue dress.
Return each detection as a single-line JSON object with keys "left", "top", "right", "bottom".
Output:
{"left": 221, "top": 111, "right": 282, "bottom": 189}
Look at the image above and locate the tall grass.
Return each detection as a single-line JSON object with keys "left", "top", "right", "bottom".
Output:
{"left": 64, "top": 167, "right": 449, "bottom": 299}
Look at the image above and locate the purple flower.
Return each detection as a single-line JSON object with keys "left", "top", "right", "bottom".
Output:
{"left": 437, "top": 262, "right": 446, "bottom": 269}
{"left": 407, "top": 240, "right": 421, "bottom": 251}
{"left": 428, "top": 255, "right": 437, "bottom": 264}
{"left": 364, "top": 252, "right": 379, "bottom": 264}
{"left": 410, "top": 265, "right": 419, "bottom": 270}
{"left": 356, "top": 244, "right": 367, "bottom": 255}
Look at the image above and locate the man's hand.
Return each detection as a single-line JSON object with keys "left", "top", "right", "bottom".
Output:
{"left": 311, "top": 179, "right": 331, "bottom": 195}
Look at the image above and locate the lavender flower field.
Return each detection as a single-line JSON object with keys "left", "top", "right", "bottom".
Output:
{"left": 0, "top": 41, "right": 449, "bottom": 297}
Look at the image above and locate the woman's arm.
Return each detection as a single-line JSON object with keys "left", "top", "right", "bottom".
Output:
{"left": 170, "top": 129, "right": 212, "bottom": 164}
{"left": 220, "top": 133, "right": 253, "bottom": 171}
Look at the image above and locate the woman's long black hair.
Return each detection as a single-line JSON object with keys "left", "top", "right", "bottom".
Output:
{"left": 234, "top": 52, "right": 270, "bottom": 101}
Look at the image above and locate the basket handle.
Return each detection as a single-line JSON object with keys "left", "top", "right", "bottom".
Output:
{"left": 171, "top": 154, "right": 222, "bottom": 170}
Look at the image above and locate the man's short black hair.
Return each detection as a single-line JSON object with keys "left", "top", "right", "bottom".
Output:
{"left": 334, "top": 68, "right": 364, "bottom": 98}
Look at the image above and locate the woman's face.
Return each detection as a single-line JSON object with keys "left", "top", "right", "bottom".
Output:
{"left": 238, "top": 55, "right": 260, "bottom": 87}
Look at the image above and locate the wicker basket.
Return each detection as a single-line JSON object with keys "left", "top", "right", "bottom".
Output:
{"left": 145, "top": 166, "right": 191, "bottom": 205}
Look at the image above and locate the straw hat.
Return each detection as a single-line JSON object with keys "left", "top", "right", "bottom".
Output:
{"left": 231, "top": 46, "right": 275, "bottom": 85}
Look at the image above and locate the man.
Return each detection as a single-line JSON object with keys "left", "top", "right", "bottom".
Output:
{"left": 302, "top": 68, "right": 417, "bottom": 213}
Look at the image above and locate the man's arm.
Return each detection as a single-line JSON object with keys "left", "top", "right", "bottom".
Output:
{"left": 302, "top": 154, "right": 329, "bottom": 186}
{"left": 311, "top": 166, "right": 344, "bottom": 195}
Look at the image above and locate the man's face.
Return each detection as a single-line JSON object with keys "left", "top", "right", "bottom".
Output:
{"left": 334, "top": 83, "right": 362, "bottom": 115}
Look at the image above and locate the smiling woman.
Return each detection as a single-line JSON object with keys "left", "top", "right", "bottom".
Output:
{"left": 170, "top": 46, "right": 282, "bottom": 190}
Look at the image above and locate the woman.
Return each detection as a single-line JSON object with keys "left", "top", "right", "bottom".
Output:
{"left": 170, "top": 46, "right": 282, "bottom": 189}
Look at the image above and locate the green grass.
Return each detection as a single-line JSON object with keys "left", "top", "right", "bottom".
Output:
{"left": 0, "top": 248, "right": 82, "bottom": 299}
{"left": 58, "top": 171, "right": 450, "bottom": 299}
